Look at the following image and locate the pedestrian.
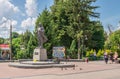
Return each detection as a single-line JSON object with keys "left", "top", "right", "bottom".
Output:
{"left": 109, "top": 52, "right": 114, "bottom": 64}
{"left": 93, "top": 51, "right": 97, "bottom": 60}
{"left": 114, "top": 52, "right": 118, "bottom": 63}
{"left": 104, "top": 52, "right": 108, "bottom": 64}
{"left": 85, "top": 57, "right": 89, "bottom": 63}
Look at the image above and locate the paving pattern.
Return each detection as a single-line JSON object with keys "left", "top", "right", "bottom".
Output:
{"left": 0, "top": 61, "right": 120, "bottom": 79}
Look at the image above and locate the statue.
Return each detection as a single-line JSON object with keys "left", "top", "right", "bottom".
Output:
{"left": 33, "top": 23, "right": 48, "bottom": 61}
{"left": 36, "top": 23, "right": 48, "bottom": 48}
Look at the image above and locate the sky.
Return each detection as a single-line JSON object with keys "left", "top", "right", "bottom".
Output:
{"left": 0, "top": 0, "right": 53, "bottom": 38}
{"left": 95, "top": 0, "right": 120, "bottom": 32}
{"left": 0, "top": 0, "right": 120, "bottom": 38}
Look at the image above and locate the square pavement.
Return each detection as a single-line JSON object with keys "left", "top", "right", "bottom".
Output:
{"left": 0, "top": 61, "right": 120, "bottom": 79}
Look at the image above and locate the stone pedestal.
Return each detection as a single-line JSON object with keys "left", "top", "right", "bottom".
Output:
{"left": 33, "top": 48, "right": 47, "bottom": 61}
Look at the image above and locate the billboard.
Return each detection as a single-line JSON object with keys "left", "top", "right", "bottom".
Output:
{"left": 53, "top": 47, "right": 65, "bottom": 58}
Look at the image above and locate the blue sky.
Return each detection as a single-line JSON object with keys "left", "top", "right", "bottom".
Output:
{"left": 95, "top": 0, "right": 120, "bottom": 31}
{"left": 0, "top": 0, "right": 120, "bottom": 38}
{"left": 0, "top": 0, "right": 53, "bottom": 38}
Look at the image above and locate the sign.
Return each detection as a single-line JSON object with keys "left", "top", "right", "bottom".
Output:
{"left": 0, "top": 44, "right": 10, "bottom": 50}
{"left": 53, "top": 47, "right": 65, "bottom": 58}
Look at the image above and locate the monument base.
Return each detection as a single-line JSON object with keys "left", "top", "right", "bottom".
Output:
{"left": 33, "top": 47, "right": 47, "bottom": 61}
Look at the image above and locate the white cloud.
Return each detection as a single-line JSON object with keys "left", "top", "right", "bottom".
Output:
{"left": 12, "top": 20, "right": 17, "bottom": 26}
{"left": 25, "top": 0, "right": 37, "bottom": 17}
{"left": 0, "top": 30, "right": 9, "bottom": 38}
{"left": 1, "top": 17, "right": 7, "bottom": 22}
{"left": 0, "top": 0, "right": 38, "bottom": 38}
{"left": 20, "top": 0, "right": 38, "bottom": 33}
{"left": 21, "top": 17, "right": 36, "bottom": 29}
{"left": 0, "top": 17, "right": 18, "bottom": 38}
{"left": 0, "top": 17, "right": 17, "bottom": 28}
{"left": 0, "top": 0, "right": 20, "bottom": 35}
{"left": 0, "top": 0, "right": 20, "bottom": 19}
{"left": 17, "top": 30, "right": 24, "bottom": 34}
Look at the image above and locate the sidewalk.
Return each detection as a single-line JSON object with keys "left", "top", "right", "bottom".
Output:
{"left": 0, "top": 61, "right": 120, "bottom": 79}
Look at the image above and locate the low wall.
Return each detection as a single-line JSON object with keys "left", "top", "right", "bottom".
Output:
{"left": 0, "top": 59, "right": 84, "bottom": 63}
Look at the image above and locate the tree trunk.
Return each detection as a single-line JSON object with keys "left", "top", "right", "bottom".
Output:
{"left": 78, "top": 38, "right": 80, "bottom": 59}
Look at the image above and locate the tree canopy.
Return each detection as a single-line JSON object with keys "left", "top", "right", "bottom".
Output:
{"left": 9, "top": 0, "right": 105, "bottom": 59}
{"left": 35, "top": 0, "right": 105, "bottom": 59}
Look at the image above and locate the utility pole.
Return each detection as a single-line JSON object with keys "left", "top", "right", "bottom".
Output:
{"left": 10, "top": 22, "right": 12, "bottom": 60}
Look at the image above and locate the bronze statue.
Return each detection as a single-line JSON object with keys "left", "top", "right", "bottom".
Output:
{"left": 36, "top": 24, "right": 48, "bottom": 48}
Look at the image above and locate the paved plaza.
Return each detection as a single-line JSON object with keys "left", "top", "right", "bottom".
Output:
{"left": 1, "top": 61, "right": 120, "bottom": 79}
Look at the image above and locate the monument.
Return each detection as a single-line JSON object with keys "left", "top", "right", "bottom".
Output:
{"left": 33, "top": 23, "right": 48, "bottom": 61}
{"left": 9, "top": 24, "right": 75, "bottom": 69}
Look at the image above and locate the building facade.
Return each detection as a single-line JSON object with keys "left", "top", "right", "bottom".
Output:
{"left": 0, "top": 44, "right": 10, "bottom": 60}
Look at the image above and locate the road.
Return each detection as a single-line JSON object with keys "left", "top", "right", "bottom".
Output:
{"left": 13, "top": 68, "right": 120, "bottom": 79}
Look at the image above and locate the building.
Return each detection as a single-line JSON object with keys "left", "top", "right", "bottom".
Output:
{"left": 0, "top": 44, "right": 10, "bottom": 60}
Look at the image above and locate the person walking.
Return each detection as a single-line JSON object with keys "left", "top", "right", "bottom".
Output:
{"left": 104, "top": 52, "right": 108, "bottom": 64}
{"left": 114, "top": 52, "right": 118, "bottom": 63}
{"left": 109, "top": 52, "right": 114, "bottom": 64}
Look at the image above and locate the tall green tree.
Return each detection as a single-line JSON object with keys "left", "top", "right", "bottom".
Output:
{"left": 27, "top": 34, "right": 37, "bottom": 58}
{"left": 88, "top": 21, "right": 105, "bottom": 51}
{"left": 12, "top": 37, "right": 21, "bottom": 59}
{"left": 63, "top": 0, "right": 99, "bottom": 59}
{"left": 35, "top": 0, "right": 104, "bottom": 59}
{"left": 50, "top": 0, "right": 73, "bottom": 47}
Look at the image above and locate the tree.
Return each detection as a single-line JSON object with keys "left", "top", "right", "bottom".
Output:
{"left": 12, "top": 37, "right": 21, "bottom": 59}
{"left": 0, "top": 38, "right": 4, "bottom": 44}
{"left": 35, "top": 0, "right": 104, "bottom": 59}
{"left": 63, "top": 0, "right": 99, "bottom": 59}
{"left": 27, "top": 34, "right": 37, "bottom": 58}
{"left": 12, "top": 30, "right": 35, "bottom": 59}
{"left": 69, "top": 40, "right": 77, "bottom": 58}
{"left": 88, "top": 21, "right": 105, "bottom": 51}
{"left": 12, "top": 32, "right": 19, "bottom": 38}
{"left": 49, "top": 0, "right": 74, "bottom": 58}
{"left": 50, "top": 1, "right": 72, "bottom": 47}
{"left": 20, "top": 30, "right": 32, "bottom": 48}
{"left": 105, "top": 30, "right": 120, "bottom": 56}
